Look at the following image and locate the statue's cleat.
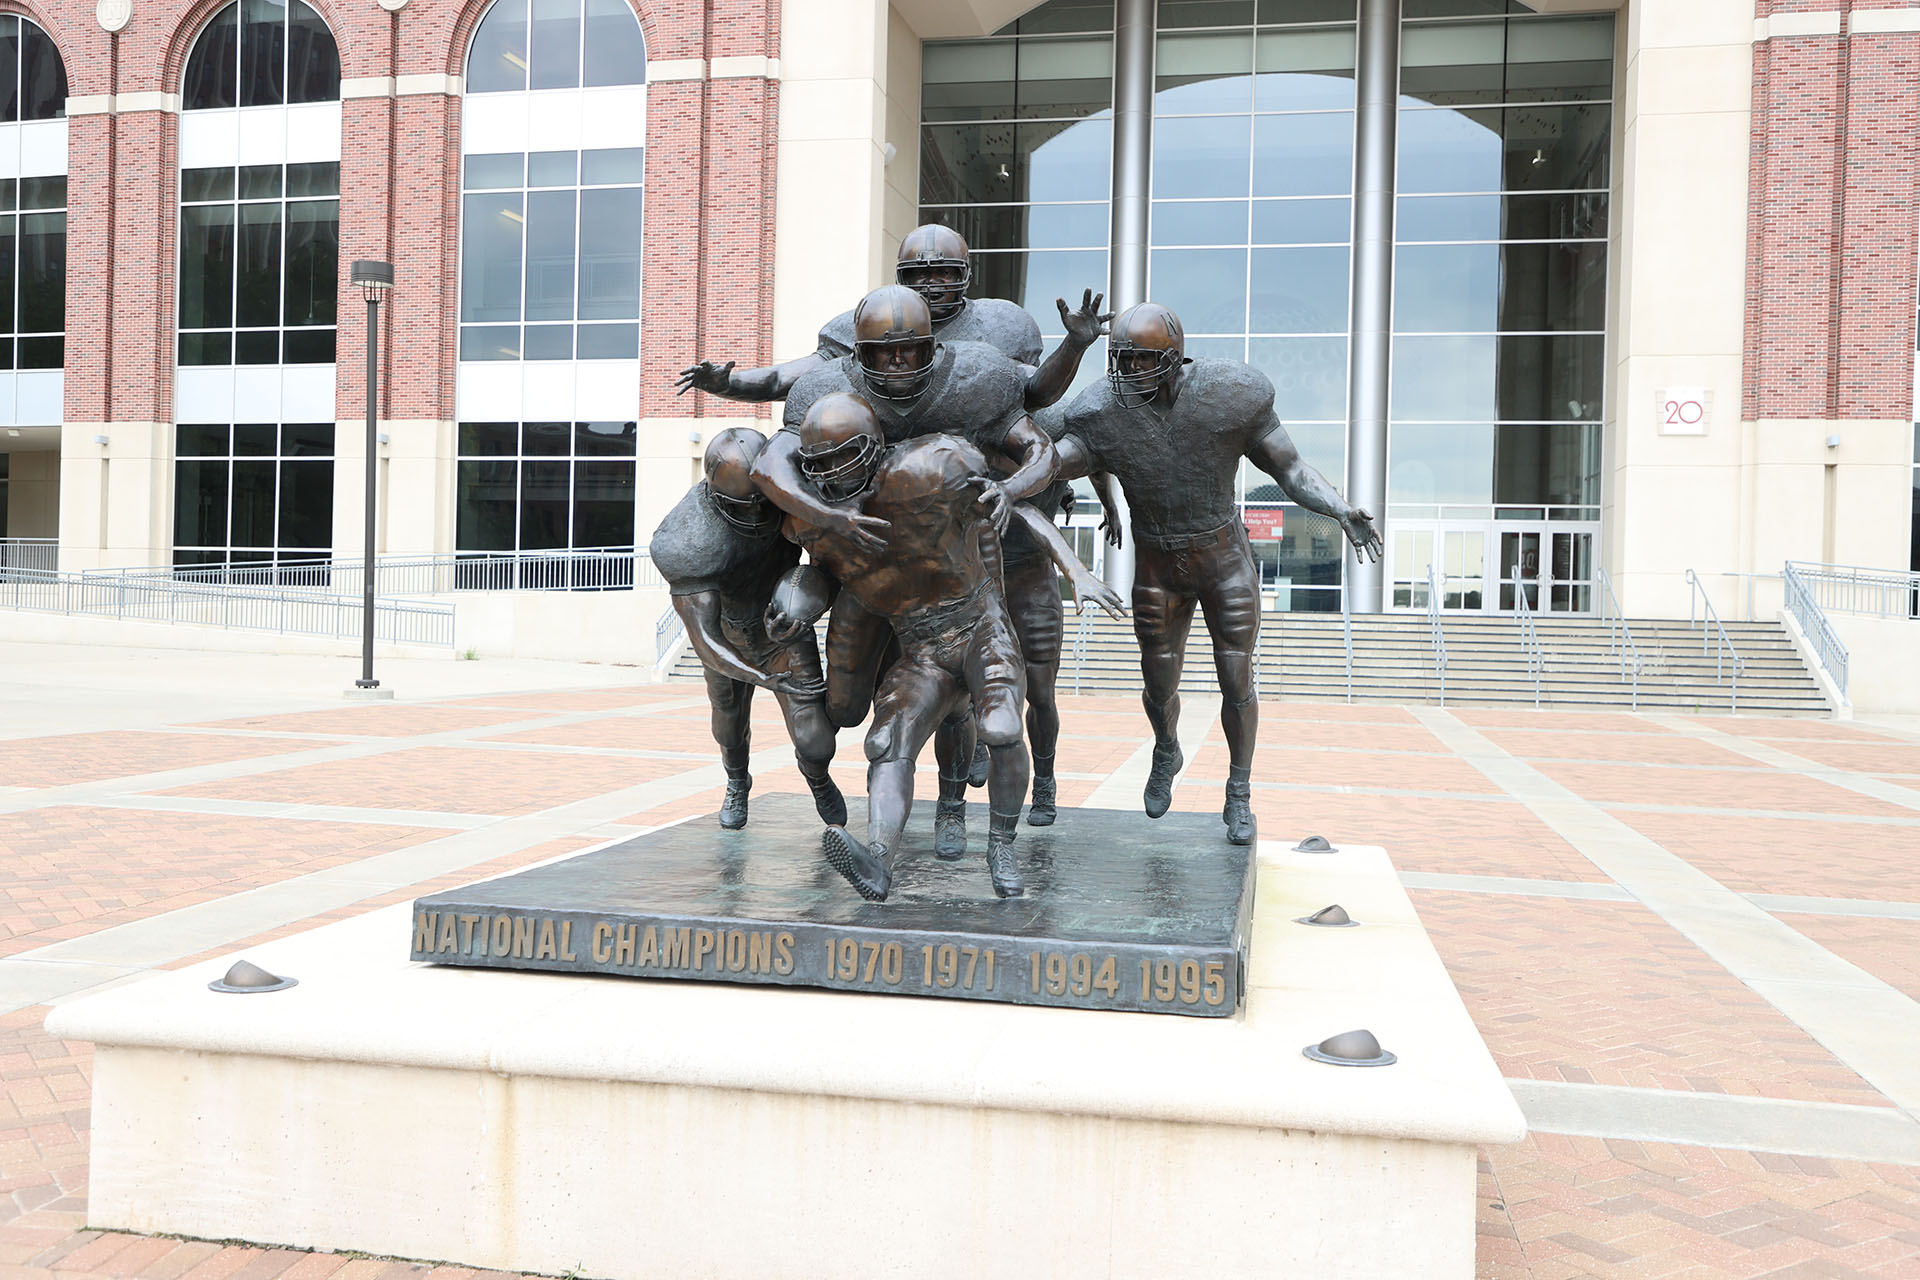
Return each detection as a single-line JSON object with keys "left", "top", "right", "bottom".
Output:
{"left": 821, "top": 826, "right": 892, "bottom": 902}
{"left": 807, "top": 773, "right": 848, "bottom": 826}
{"left": 1027, "top": 773, "right": 1057, "bottom": 827}
{"left": 719, "top": 775, "right": 751, "bottom": 830}
{"left": 934, "top": 798, "right": 968, "bottom": 860}
{"left": 967, "top": 740, "right": 991, "bottom": 788}
{"left": 1143, "top": 742, "right": 1183, "bottom": 819}
{"left": 986, "top": 832, "right": 1024, "bottom": 899}
{"left": 1223, "top": 782, "right": 1256, "bottom": 846}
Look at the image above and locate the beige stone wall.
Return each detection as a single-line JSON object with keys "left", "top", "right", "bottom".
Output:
{"left": 4, "top": 450, "right": 60, "bottom": 540}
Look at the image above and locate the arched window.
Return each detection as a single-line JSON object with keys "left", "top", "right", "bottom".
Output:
{"left": 175, "top": 0, "right": 341, "bottom": 572}
{"left": 0, "top": 16, "right": 69, "bottom": 426}
{"left": 454, "top": 0, "right": 646, "bottom": 565}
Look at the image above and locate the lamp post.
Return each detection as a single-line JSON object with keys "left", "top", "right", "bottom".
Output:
{"left": 349, "top": 259, "right": 394, "bottom": 694}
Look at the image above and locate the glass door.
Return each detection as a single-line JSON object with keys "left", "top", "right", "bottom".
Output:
{"left": 1497, "top": 522, "right": 1596, "bottom": 613}
{"left": 1389, "top": 522, "right": 1492, "bottom": 611}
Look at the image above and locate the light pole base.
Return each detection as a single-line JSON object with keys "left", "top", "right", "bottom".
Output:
{"left": 343, "top": 686, "right": 396, "bottom": 701}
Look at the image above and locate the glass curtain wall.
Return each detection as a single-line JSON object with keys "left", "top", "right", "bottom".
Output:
{"left": 919, "top": 1, "right": 1114, "bottom": 382}
{"left": 0, "top": 18, "right": 67, "bottom": 379}
{"left": 1149, "top": 0, "right": 1358, "bottom": 613}
{"left": 1388, "top": 0, "right": 1612, "bottom": 611}
{"left": 172, "top": 423, "right": 336, "bottom": 570}
{"left": 454, "top": 420, "right": 638, "bottom": 585}
{"left": 178, "top": 161, "right": 340, "bottom": 366}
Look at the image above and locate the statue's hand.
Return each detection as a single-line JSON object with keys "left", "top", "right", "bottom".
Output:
{"left": 1341, "top": 508, "right": 1383, "bottom": 563}
{"left": 1056, "top": 289, "right": 1113, "bottom": 348}
{"left": 1097, "top": 499, "right": 1124, "bottom": 549}
{"left": 675, "top": 359, "right": 736, "bottom": 397}
{"left": 826, "top": 507, "right": 892, "bottom": 555}
{"left": 1067, "top": 564, "right": 1127, "bottom": 619}
{"left": 767, "top": 670, "right": 826, "bottom": 700}
{"left": 971, "top": 477, "right": 1012, "bottom": 536}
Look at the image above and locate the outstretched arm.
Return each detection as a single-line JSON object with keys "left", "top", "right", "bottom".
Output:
{"left": 1246, "top": 417, "right": 1382, "bottom": 561}
{"left": 993, "top": 417, "right": 1059, "bottom": 504}
{"left": 751, "top": 431, "right": 892, "bottom": 555}
{"left": 1010, "top": 505, "right": 1126, "bottom": 618}
{"left": 1023, "top": 290, "right": 1113, "bottom": 411}
{"left": 674, "top": 591, "right": 823, "bottom": 696}
{"left": 675, "top": 354, "right": 820, "bottom": 403}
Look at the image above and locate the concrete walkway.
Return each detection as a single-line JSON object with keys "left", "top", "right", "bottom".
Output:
{"left": 1, "top": 638, "right": 1917, "bottom": 1278}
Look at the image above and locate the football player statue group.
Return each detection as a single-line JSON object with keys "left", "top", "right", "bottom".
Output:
{"left": 654, "top": 224, "right": 1383, "bottom": 904}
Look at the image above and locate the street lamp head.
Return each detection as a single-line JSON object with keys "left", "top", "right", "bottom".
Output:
{"left": 350, "top": 259, "right": 395, "bottom": 302}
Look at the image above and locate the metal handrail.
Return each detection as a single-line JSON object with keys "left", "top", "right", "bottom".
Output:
{"left": 1425, "top": 563, "right": 1448, "bottom": 706}
{"left": 1781, "top": 560, "right": 1920, "bottom": 620}
{"left": 80, "top": 547, "right": 658, "bottom": 595}
{"left": 653, "top": 603, "right": 688, "bottom": 679}
{"left": 1594, "top": 566, "right": 1642, "bottom": 710}
{"left": 1782, "top": 562, "right": 1851, "bottom": 704}
{"left": 1341, "top": 588, "right": 1354, "bottom": 704}
{"left": 0, "top": 537, "right": 57, "bottom": 577}
{"left": 1685, "top": 568, "right": 1744, "bottom": 713}
{"left": 0, "top": 567, "right": 454, "bottom": 647}
{"left": 1071, "top": 605, "right": 1093, "bottom": 695}
{"left": 1512, "top": 565, "right": 1544, "bottom": 708}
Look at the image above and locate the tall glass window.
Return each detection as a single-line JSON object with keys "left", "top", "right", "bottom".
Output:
{"left": 919, "top": 1, "right": 1114, "bottom": 360}
{"left": 0, "top": 17, "right": 69, "bottom": 410}
{"left": 178, "top": 161, "right": 339, "bottom": 366}
{"left": 459, "top": 147, "right": 645, "bottom": 361}
{"left": 172, "top": 423, "right": 336, "bottom": 570}
{"left": 181, "top": 0, "right": 339, "bottom": 110}
{"left": 455, "top": 421, "right": 638, "bottom": 577}
{"left": 1388, "top": 2, "right": 1612, "bottom": 612}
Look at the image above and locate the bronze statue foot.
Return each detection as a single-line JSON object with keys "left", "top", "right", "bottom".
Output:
{"left": 1143, "top": 742, "right": 1183, "bottom": 819}
{"left": 934, "top": 798, "right": 968, "bottom": 860}
{"left": 967, "top": 740, "right": 991, "bottom": 788}
{"left": 986, "top": 813, "right": 1023, "bottom": 898}
{"left": 822, "top": 826, "right": 892, "bottom": 902}
{"left": 719, "top": 774, "right": 752, "bottom": 830}
{"left": 807, "top": 773, "right": 848, "bottom": 826}
{"left": 1027, "top": 773, "right": 1057, "bottom": 827}
{"left": 1223, "top": 781, "right": 1256, "bottom": 846}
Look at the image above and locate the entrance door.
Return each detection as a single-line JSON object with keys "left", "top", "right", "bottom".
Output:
{"left": 1497, "top": 523, "right": 1596, "bottom": 613}
{"left": 1389, "top": 522, "right": 1492, "bottom": 611}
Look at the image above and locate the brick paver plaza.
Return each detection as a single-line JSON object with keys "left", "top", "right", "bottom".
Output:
{"left": 2, "top": 640, "right": 1918, "bottom": 1278}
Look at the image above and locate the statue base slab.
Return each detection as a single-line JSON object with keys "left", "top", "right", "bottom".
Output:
{"left": 410, "top": 795, "right": 1255, "bottom": 1016}
{"left": 47, "top": 828, "right": 1524, "bottom": 1280}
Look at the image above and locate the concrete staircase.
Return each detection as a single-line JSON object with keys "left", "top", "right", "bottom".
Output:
{"left": 669, "top": 612, "right": 1834, "bottom": 716}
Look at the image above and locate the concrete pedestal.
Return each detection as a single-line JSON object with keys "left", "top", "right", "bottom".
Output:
{"left": 46, "top": 837, "right": 1524, "bottom": 1280}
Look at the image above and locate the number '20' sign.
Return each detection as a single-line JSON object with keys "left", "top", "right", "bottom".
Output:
{"left": 1657, "top": 387, "right": 1711, "bottom": 436}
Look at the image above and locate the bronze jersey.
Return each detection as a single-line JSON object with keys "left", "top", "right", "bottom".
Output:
{"left": 783, "top": 340, "right": 1027, "bottom": 455}
{"left": 1061, "top": 358, "right": 1284, "bottom": 539}
{"left": 1001, "top": 401, "right": 1075, "bottom": 566}
{"left": 649, "top": 483, "right": 801, "bottom": 625}
{"left": 817, "top": 297, "right": 1044, "bottom": 368}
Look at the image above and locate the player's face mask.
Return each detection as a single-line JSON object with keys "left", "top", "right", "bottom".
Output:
{"left": 708, "top": 485, "right": 772, "bottom": 534}
{"left": 799, "top": 434, "right": 883, "bottom": 503}
{"left": 1108, "top": 343, "right": 1180, "bottom": 409}
{"left": 855, "top": 335, "right": 937, "bottom": 403}
{"left": 896, "top": 261, "right": 969, "bottom": 323}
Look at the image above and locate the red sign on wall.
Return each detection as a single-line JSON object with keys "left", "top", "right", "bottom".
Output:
{"left": 1242, "top": 507, "right": 1286, "bottom": 541}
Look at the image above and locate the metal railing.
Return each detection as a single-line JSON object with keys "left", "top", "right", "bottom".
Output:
{"left": 1594, "top": 566, "right": 1642, "bottom": 710}
{"left": 1512, "top": 567, "right": 1544, "bottom": 708}
{"left": 1071, "top": 606, "right": 1094, "bottom": 695}
{"left": 1341, "top": 591, "right": 1355, "bottom": 704}
{"left": 654, "top": 603, "right": 688, "bottom": 679}
{"left": 1685, "top": 568, "right": 1744, "bottom": 713}
{"left": 1781, "top": 560, "right": 1920, "bottom": 620}
{"left": 82, "top": 547, "right": 658, "bottom": 596}
{"left": 0, "top": 568, "right": 455, "bottom": 647}
{"left": 0, "top": 537, "right": 56, "bottom": 577}
{"left": 1782, "top": 562, "right": 1851, "bottom": 704}
{"left": 1425, "top": 563, "right": 1448, "bottom": 706}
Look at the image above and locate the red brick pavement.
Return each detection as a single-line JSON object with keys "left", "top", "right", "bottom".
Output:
{"left": 1486, "top": 729, "right": 1761, "bottom": 770}
{"left": 443, "top": 688, "right": 677, "bottom": 712}
{"left": 1457, "top": 710, "right": 1682, "bottom": 735}
{"left": 1480, "top": 1133, "right": 1920, "bottom": 1278}
{"left": 0, "top": 809, "right": 444, "bottom": 958}
{"left": 1690, "top": 717, "right": 1902, "bottom": 745}
{"left": 1771, "top": 915, "right": 1920, "bottom": 1004}
{"left": 0, "top": 735, "right": 321, "bottom": 790}
{"left": 160, "top": 748, "right": 688, "bottom": 817}
{"left": 1411, "top": 892, "right": 1891, "bottom": 1106}
{"left": 1250, "top": 790, "right": 1609, "bottom": 882}
{"left": 191, "top": 708, "right": 541, "bottom": 739}
{"left": 1762, "top": 740, "right": 1920, "bottom": 778}
{"left": 1533, "top": 762, "right": 1910, "bottom": 819}
{"left": 1611, "top": 812, "right": 1920, "bottom": 902}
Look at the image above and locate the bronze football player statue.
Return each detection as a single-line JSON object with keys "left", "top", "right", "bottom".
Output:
{"left": 648, "top": 429, "right": 847, "bottom": 832}
{"left": 769, "top": 393, "right": 1121, "bottom": 903}
{"left": 675, "top": 224, "right": 1108, "bottom": 415}
{"left": 1055, "top": 303, "right": 1382, "bottom": 847}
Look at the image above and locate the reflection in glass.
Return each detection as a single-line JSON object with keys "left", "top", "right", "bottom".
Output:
{"left": 1252, "top": 111, "right": 1354, "bottom": 196}
{"left": 1251, "top": 196, "right": 1350, "bottom": 244}
{"left": 1389, "top": 423, "right": 1493, "bottom": 505}
{"left": 582, "top": 0, "right": 648, "bottom": 87}
{"left": 968, "top": 249, "right": 1106, "bottom": 321}
{"left": 19, "top": 21, "right": 67, "bottom": 121}
{"left": 530, "top": 0, "right": 583, "bottom": 91}
{"left": 1252, "top": 27, "right": 1356, "bottom": 111}
{"left": 235, "top": 204, "right": 282, "bottom": 327}
{"left": 278, "top": 459, "right": 333, "bottom": 548}
{"left": 287, "top": 1, "right": 339, "bottom": 103}
{"left": 1017, "top": 37, "right": 1112, "bottom": 118}
{"left": 175, "top": 460, "right": 230, "bottom": 547}
{"left": 1152, "top": 115, "right": 1250, "bottom": 199}
{"left": 461, "top": 193, "right": 524, "bottom": 323}
{"left": 283, "top": 200, "right": 338, "bottom": 328}
{"left": 1149, "top": 247, "right": 1247, "bottom": 334}
{"left": 180, "top": 205, "right": 237, "bottom": 330}
{"left": 1249, "top": 245, "right": 1349, "bottom": 332}
{"left": 184, "top": 5, "right": 240, "bottom": 111}
{"left": 1494, "top": 423, "right": 1601, "bottom": 507}
{"left": 17, "top": 213, "right": 62, "bottom": 334}
{"left": 1155, "top": 32, "right": 1253, "bottom": 115}
{"left": 457, "top": 460, "right": 518, "bottom": 550}
{"left": 468, "top": 0, "right": 529, "bottom": 93}
{"left": 578, "top": 187, "right": 641, "bottom": 320}
{"left": 1395, "top": 242, "right": 1498, "bottom": 332}
{"left": 1248, "top": 336, "right": 1348, "bottom": 421}
{"left": 922, "top": 41, "right": 1015, "bottom": 121}
{"left": 239, "top": 0, "right": 288, "bottom": 109}
{"left": 520, "top": 460, "right": 571, "bottom": 549}
{"left": 573, "top": 460, "right": 637, "bottom": 546}
{"left": 1153, "top": 200, "right": 1248, "bottom": 246}
{"left": 1392, "top": 334, "right": 1495, "bottom": 420}
{"left": 525, "top": 189, "right": 577, "bottom": 321}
